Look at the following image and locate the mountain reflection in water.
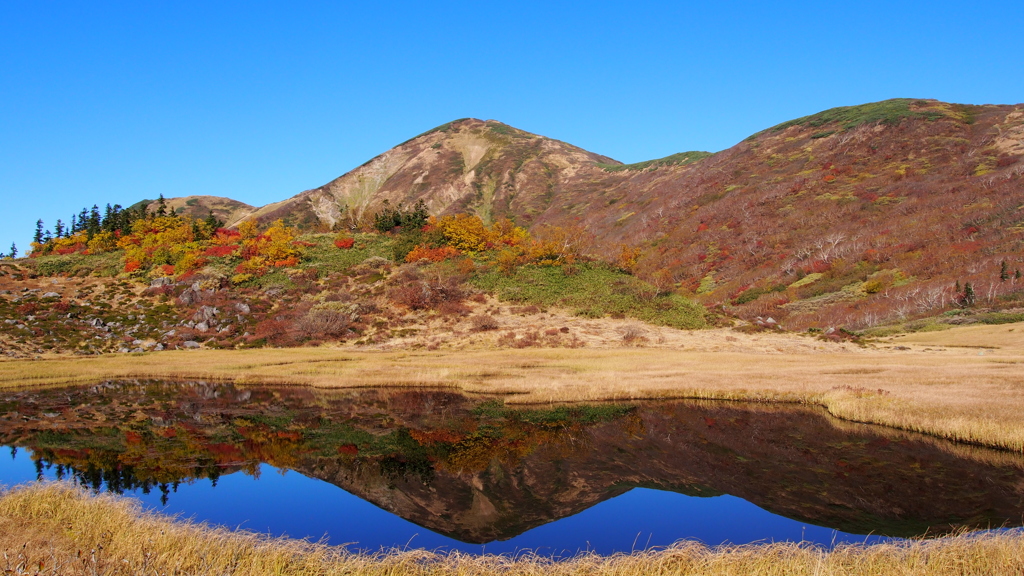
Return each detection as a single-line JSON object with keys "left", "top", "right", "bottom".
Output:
{"left": 1, "top": 381, "right": 1022, "bottom": 548}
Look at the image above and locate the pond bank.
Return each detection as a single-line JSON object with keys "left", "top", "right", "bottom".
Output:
{"left": 1, "top": 323, "right": 1023, "bottom": 452}
{"left": 2, "top": 482, "right": 1023, "bottom": 576}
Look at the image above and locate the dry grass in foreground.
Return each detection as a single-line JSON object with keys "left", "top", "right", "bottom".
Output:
{"left": 1, "top": 482, "right": 1023, "bottom": 576}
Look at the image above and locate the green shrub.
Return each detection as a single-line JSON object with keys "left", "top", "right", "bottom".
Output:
{"left": 471, "top": 262, "right": 706, "bottom": 329}
{"left": 757, "top": 99, "right": 954, "bottom": 137}
{"left": 597, "top": 151, "right": 713, "bottom": 172}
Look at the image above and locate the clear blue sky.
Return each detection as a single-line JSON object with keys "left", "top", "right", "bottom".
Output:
{"left": 2, "top": 1, "right": 1022, "bottom": 253}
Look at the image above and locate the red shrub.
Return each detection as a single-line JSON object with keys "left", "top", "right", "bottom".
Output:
{"left": 203, "top": 245, "right": 239, "bottom": 257}
{"left": 804, "top": 260, "right": 831, "bottom": 274}
{"left": 334, "top": 237, "right": 355, "bottom": 249}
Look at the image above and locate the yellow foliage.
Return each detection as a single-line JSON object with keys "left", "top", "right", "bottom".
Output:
{"left": 87, "top": 231, "right": 117, "bottom": 254}
{"left": 434, "top": 214, "right": 491, "bottom": 252}
{"left": 239, "top": 219, "right": 301, "bottom": 267}
{"left": 618, "top": 245, "right": 641, "bottom": 272}
{"left": 490, "top": 218, "right": 531, "bottom": 247}
{"left": 45, "top": 231, "right": 90, "bottom": 255}
{"left": 237, "top": 219, "right": 260, "bottom": 241}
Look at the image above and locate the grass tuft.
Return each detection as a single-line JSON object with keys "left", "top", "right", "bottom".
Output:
{"left": 2, "top": 482, "right": 1024, "bottom": 576}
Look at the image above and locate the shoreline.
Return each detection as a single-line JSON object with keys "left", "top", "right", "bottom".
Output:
{"left": 2, "top": 482, "right": 1023, "bottom": 576}
{"left": 2, "top": 322, "right": 1024, "bottom": 452}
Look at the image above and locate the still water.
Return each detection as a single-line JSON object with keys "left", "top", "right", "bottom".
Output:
{"left": 1, "top": 381, "right": 1021, "bottom": 555}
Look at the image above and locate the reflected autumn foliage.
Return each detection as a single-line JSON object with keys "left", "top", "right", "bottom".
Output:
{"left": 2, "top": 382, "right": 1024, "bottom": 543}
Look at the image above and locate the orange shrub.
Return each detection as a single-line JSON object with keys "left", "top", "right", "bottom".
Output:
{"left": 405, "top": 244, "right": 461, "bottom": 263}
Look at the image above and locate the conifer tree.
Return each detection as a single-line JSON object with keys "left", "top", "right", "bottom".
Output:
{"left": 9, "top": 244, "right": 16, "bottom": 259}
{"left": 54, "top": 219, "right": 64, "bottom": 238}
{"left": 33, "top": 220, "right": 44, "bottom": 244}
{"left": 204, "top": 210, "right": 223, "bottom": 232}
{"left": 1000, "top": 260, "right": 1009, "bottom": 282}
{"left": 156, "top": 194, "right": 168, "bottom": 217}
{"left": 962, "top": 282, "right": 976, "bottom": 306}
{"left": 87, "top": 205, "right": 101, "bottom": 239}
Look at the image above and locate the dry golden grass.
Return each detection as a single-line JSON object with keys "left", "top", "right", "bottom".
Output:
{"left": 2, "top": 322, "right": 1024, "bottom": 451}
{"left": 1, "top": 482, "right": 1023, "bottom": 576}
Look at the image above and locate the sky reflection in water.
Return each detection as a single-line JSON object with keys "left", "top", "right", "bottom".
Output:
{"left": 2, "top": 382, "right": 1021, "bottom": 555}
{"left": 1, "top": 449, "right": 880, "bottom": 555}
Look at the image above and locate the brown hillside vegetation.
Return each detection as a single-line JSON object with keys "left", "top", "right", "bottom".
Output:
{"left": 141, "top": 195, "right": 256, "bottom": 226}
{"left": 226, "top": 99, "right": 1024, "bottom": 330}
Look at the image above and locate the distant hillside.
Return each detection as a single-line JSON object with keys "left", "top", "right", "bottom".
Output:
{"left": 241, "top": 119, "right": 620, "bottom": 230}
{"left": 135, "top": 99, "right": 1024, "bottom": 330}
{"left": 139, "top": 196, "right": 255, "bottom": 227}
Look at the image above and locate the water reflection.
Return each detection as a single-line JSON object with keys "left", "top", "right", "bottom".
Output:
{"left": 1, "top": 381, "right": 1022, "bottom": 545}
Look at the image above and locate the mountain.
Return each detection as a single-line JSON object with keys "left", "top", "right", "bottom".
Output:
{"left": 242, "top": 118, "right": 621, "bottom": 229}
{"left": 97, "top": 99, "right": 1024, "bottom": 327}
{"left": 135, "top": 99, "right": 1024, "bottom": 329}
{"left": 137, "top": 195, "right": 256, "bottom": 226}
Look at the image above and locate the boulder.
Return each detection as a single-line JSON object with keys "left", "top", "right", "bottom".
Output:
{"left": 181, "top": 340, "right": 201, "bottom": 349}
{"left": 192, "top": 306, "right": 219, "bottom": 323}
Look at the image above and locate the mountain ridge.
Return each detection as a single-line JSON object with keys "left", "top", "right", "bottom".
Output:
{"left": 22, "top": 98, "right": 1024, "bottom": 331}
{"left": 222, "top": 98, "right": 1024, "bottom": 329}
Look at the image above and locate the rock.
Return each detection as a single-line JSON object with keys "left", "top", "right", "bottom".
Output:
{"left": 234, "top": 302, "right": 251, "bottom": 315}
{"left": 182, "top": 340, "right": 201, "bottom": 349}
{"left": 150, "top": 277, "right": 174, "bottom": 287}
{"left": 118, "top": 347, "right": 130, "bottom": 353}
{"left": 164, "top": 329, "right": 176, "bottom": 337}
{"left": 195, "top": 322, "right": 209, "bottom": 332}
{"left": 192, "top": 306, "right": 219, "bottom": 323}
{"left": 42, "top": 292, "right": 60, "bottom": 299}
{"left": 765, "top": 317, "right": 777, "bottom": 325}
{"left": 132, "top": 339, "right": 143, "bottom": 346}
{"left": 130, "top": 347, "right": 144, "bottom": 353}
{"left": 153, "top": 343, "right": 165, "bottom": 351}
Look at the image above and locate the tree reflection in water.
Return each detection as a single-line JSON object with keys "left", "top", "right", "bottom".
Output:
{"left": 2, "top": 381, "right": 1023, "bottom": 543}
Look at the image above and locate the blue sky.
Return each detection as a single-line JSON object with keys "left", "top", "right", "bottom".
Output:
{"left": 2, "top": 1, "right": 1022, "bottom": 253}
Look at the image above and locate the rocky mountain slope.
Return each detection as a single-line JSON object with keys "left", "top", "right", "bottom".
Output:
{"left": 225, "top": 99, "right": 1024, "bottom": 329}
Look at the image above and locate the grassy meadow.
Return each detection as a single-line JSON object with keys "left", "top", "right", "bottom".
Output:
{"left": 1, "top": 322, "right": 1024, "bottom": 451}
{"left": 2, "top": 482, "right": 1023, "bottom": 576}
